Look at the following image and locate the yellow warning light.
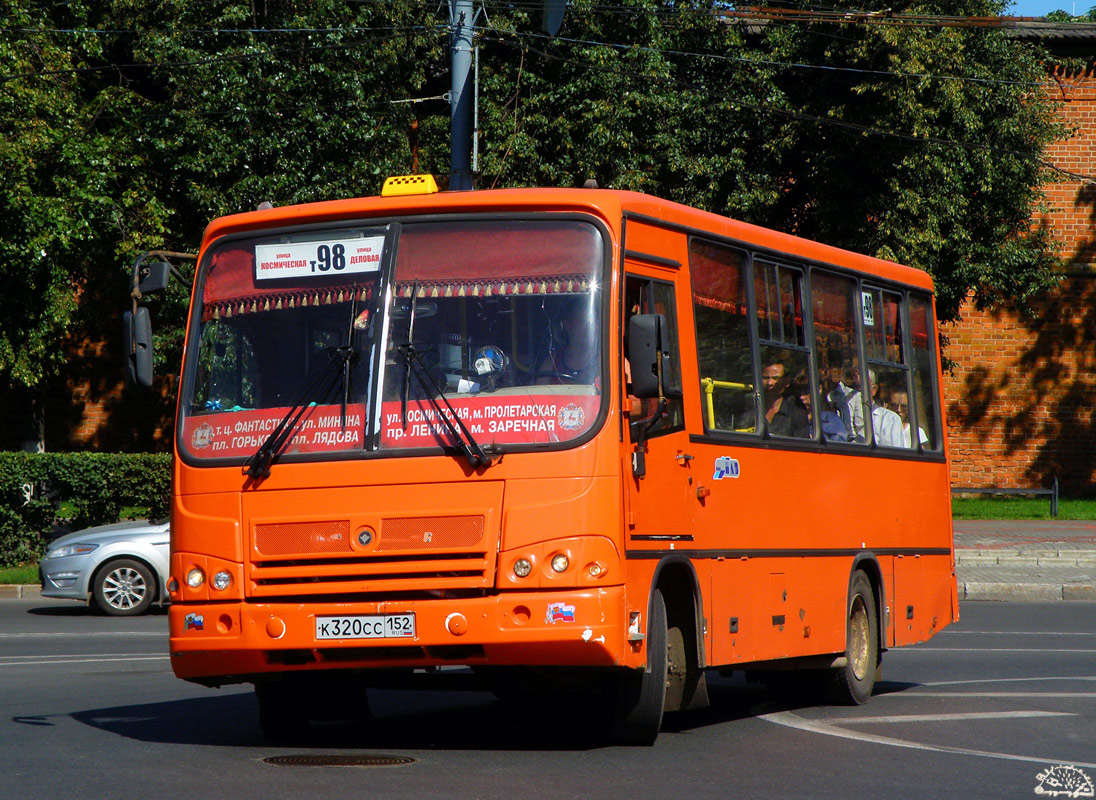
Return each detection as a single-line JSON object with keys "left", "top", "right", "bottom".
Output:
{"left": 381, "top": 174, "right": 440, "bottom": 197}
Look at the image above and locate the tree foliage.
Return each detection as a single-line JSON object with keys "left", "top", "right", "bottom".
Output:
{"left": 0, "top": 0, "right": 1071, "bottom": 401}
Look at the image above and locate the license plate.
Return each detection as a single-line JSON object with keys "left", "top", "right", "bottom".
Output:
{"left": 315, "top": 613, "right": 416, "bottom": 640}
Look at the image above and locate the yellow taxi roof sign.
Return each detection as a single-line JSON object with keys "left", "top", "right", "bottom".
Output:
{"left": 381, "top": 174, "right": 440, "bottom": 197}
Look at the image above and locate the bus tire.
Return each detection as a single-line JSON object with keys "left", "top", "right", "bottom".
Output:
{"left": 832, "top": 571, "right": 879, "bottom": 705}
{"left": 613, "top": 588, "right": 668, "bottom": 745}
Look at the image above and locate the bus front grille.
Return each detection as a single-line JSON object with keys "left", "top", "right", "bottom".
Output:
{"left": 248, "top": 516, "right": 494, "bottom": 597}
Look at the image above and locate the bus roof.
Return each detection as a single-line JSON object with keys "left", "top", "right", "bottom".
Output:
{"left": 199, "top": 186, "right": 934, "bottom": 293}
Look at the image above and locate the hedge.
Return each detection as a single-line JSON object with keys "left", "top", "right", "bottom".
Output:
{"left": 0, "top": 452, "right": 171, "bottom": 567}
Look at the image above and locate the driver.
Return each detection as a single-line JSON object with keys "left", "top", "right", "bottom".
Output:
{"left": 537, "top": 301, "right": 598, "bottom": 385}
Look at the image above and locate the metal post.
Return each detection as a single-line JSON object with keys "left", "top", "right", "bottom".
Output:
{"left": 449, "top": 0, "right": 475, "bottom": 191}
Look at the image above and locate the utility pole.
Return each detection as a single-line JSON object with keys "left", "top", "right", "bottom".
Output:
{"left": 449, "top": 0, "right": 475, "bottom": 191}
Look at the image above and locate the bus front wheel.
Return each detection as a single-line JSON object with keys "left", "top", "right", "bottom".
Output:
{"left": 613, "top": 588, "right": 668, "bottom": 745}
{"left": 832, "top": 571, "right": 879, "bottom": 705}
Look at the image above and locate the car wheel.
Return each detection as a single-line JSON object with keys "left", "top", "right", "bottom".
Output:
{"left": 93, "top": 558, "right": 156, "bottom": 616}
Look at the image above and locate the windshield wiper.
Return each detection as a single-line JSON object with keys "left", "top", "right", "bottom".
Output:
{"left": 244, "top": 345, "right": 354, "bottom": 479}
{"left": 399, "top": 342, "right": 494, "bottom": 470}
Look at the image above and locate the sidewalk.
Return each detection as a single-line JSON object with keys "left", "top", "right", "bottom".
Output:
{"left": 954, "top": 519, "right": 1096, "bottom": 601}
{"left": 5, "top": 520, "right": 1096, "bottom": 602}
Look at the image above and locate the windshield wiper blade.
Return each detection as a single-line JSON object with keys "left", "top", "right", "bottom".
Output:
{"left": 399, "top": 343, "right": 494, "bottom": 470}
{"left": 244, "top": 346, "right": 354, "bottom": 479}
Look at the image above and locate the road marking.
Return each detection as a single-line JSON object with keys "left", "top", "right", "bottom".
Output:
{"left": 0, "top": 632, "right": 164, "bottom": 638}
{"left": 896, "top": 692, "right": 1096, "bottom": 698}
{"left": 0, "top": 655, "right": 169, "bottom": 668}
{"left": 840, "top": 711, "right": 1075, "bottom": 724}
{"left": 917, "top": 675, "right": 1096, "bottom": 687}
{"left": 757, "top": 709, "right": 1096, "bottom": 769}
{"left": 940, "top": 631, "right": 1096, "bottom": 637}
{"left": 907, "top": 648, "right": 1096, "bottom": 653}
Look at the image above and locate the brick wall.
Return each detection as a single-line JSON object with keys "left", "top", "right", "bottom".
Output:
{"left": 944, "top": 65, "right": 1096, "bottom": 493}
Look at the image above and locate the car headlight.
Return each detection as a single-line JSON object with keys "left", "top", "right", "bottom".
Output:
{"left": 49, "top": 543, "right": 99, "bottom": 558}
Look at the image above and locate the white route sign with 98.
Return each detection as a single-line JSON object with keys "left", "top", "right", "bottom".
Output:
{"left": 254, "top": 235, "right": 385, "bottom": 281}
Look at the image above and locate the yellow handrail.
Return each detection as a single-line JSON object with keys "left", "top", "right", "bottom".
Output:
{"left": 701, "top": 377, "right": 753, "bottom": 430}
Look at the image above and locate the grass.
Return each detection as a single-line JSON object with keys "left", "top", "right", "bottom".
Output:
{"left": 0, "top": 564, "right": 39, "bottom": 585}
{"left": 951, "top": 495, "right": 1096, "bottom": 520}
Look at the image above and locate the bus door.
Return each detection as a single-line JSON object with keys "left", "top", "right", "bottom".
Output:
{"left": 622, "top": 267, "right": 695, "bottom": 562}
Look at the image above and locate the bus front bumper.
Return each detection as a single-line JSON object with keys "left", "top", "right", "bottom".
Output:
{"left": 168, "top": 586, "right": 633, "bottom": 682}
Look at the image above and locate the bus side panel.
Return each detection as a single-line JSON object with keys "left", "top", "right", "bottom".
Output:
{"left": 893, "top": 553, "right": 954, "bottom": 646}
{"left": 707, "top": 556, "right": 853, "bottom": 667}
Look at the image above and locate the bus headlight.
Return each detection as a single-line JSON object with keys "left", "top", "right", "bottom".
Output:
{"left": 513, "top": 558, "right": 532, "bottom": 578}
{"left": 551, "top": 554, "right": 570, "bottom": 573}
{"left": 186, "top": 568, "right": 205, "bottom": 588}
{"left": 211, "top": 570, "right": 232, "bottom": 591}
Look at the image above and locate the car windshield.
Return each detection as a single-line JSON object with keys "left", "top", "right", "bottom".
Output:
{"left": 179, "top": 217, "right": 606, "bottom": 464}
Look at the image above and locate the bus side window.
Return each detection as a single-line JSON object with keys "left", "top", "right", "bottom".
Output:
{"left": 864, "top": 288, "right": 912, "bottom": 449}
{"left": 688, "top": 240, "right": 757, "bottom": 434}
{"left": 754, "top": 259, "right": 811, "bottom": 440}
{"left": 624, "top": 274, "right": 683, "bottom": 438}
{"left": 908, "top": 295, "right": 940, "bottom": 451}
{"left": 811, "top": 270, "right": 866, "bottom": 444}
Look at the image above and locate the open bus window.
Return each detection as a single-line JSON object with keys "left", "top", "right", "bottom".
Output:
{"left": 908, "top": 295, "right": 940, "bottom": 451}
{"left": 811, "top": 270, "right": 866, "bottom": 444}
{"left": 755, "top": 261, "right": 811, "bottom": 439}
{"left": 690, "top": 239, "right": 757, "bottom": 434}
{"left": 378, "top": 219, "right": 605, "bottom": 451}
{"left": 863, "top": 287, "right": 912, "bottom": 449}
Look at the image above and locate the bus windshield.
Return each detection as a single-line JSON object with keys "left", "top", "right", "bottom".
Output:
{"left": 178, "top": 217, "right": 606, "bottom": 464}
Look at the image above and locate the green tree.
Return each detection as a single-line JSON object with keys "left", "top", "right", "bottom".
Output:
{"left": 0, "top": 0, "right": 1073, "bottom": 449}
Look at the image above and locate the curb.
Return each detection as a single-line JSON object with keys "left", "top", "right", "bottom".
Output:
{"left": 960, "top": 581, "right": 1096, "bottom": 601}
{"left": 0, "top": 584, "right": 42, "bottom": 599}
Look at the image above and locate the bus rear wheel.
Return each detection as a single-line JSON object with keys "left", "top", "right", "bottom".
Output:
{"left": 612, "top": 588, "right": 668, "bottom": 745}
{"left": 832, "top": 571, "right": 879, "bottom": 705}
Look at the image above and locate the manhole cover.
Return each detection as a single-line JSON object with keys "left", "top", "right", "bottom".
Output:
{"left": 264, "top": 754, "right": 415, "bottom": 768}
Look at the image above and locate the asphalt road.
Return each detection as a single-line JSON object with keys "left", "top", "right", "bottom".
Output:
{"left": 2, "top": 598, "right": 1095, "bottom": 799}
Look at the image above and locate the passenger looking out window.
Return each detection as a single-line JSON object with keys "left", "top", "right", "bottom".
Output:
{"left": 762, "top": 356, "right": 809, "bottom": 439}
{"left": 868, "top": 368, "right": 903, "bottom": 447}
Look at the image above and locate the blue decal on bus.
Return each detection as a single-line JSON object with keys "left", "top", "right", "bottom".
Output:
{"left": 713, "top": 456, "right": 740, "bottom": 480}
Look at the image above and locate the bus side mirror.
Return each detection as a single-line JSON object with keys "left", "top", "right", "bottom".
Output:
{"left": 628, "top": 313, "right": 669, "bottom": 399}
{"left": 123, "top": 307, "right": 154, "bottom": 388}
{"left": 138, "top": 261, "right": 172, "bottom": 295}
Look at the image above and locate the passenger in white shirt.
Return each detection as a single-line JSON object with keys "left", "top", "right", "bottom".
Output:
{"left": 867, "top": 369, "right": 903, "bottom": 448}
{"left": 889, "top": 389, "right": 928, "bottom": 448}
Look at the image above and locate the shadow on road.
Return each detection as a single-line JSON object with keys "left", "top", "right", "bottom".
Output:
{"left": 55, "top": 672, "right": 926, "bottom": 752}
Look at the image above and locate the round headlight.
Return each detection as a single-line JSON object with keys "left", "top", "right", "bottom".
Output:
{"left": 586, "top": 561, "right": 604, "bottom": 578}
{"left": 212, "top": 570, "right": 232, "bottom": 591}
{"left": 551, "top": 554, "right": 570, "bottom": 573}
{"left": 513, "top": 558, "right": 532, "bottom": 578}
{"left": 186, "top": 568, "right": 205, "bottom": 588}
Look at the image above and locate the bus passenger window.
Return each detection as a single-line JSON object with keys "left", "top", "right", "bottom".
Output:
{"left": 811, "top": 271, "right": 865, "bottom": 443}
{"left": 761, "top": 347, "right": 809, "bottom": 439}
{"left": 864, "top": 289, "right": 912, "bottom": 449}
{"left": 755, "top": 260, "right": 811, "bottom": 440}
{"left": 909, "top": 295, "right": 940, "bottom": 451}
{"left": 688, "top": 240, "right": 756, "bottom": 434}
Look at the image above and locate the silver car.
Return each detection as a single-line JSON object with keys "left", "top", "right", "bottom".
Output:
{"left": 38, "top": 519, "right": 170, "bottom": 616}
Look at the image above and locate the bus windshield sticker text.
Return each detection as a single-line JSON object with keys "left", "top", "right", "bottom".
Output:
{"left": 713, "top": 456, "right": 740, "bottom": 480}
{"left": 254, "top": 236, "right": 385, "bottom": 281}
{"left": 381, "top": 395, "right": 599, "bottom": 447}
{"left": 183, "top": 404, "right": 367, "bottom": 458}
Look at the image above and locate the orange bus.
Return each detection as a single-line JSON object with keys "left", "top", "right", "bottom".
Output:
{"left": 157, "top": 176, "right": 957, "bottom": 744}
